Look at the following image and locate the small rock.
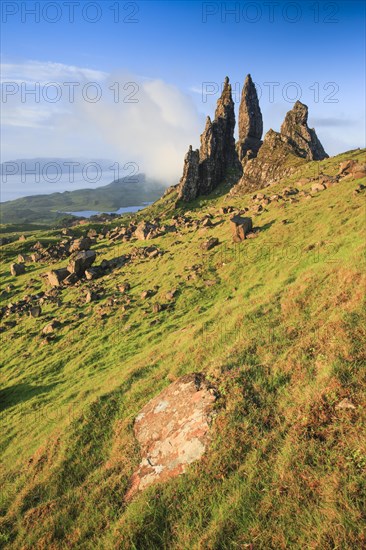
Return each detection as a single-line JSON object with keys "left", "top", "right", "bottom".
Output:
{"left": 69, "top": 237, "right": 92, "bottom": 253}
{"left": 47, "top": 268, "right": 69, "bottom": 287}
{"left": 29, "top": 306, "right": 42, "bottom": 318}
{"left": 201, "top": 237, "right": 219, "bottom": 251}
{"left": 335, "top": 398, "right": 356, "bottom": 410}
{"left": 165, "top": 290, "right": 177, "bottom": 301}
{"left": 10, "top": 263, "right": 25, "bottom": 276}
{"left": 85, "top": 290, "right": 97, "bottom": 303}
{"left": 311, "top": 182, "right": 326, "bottom": 192}
{"left": 67, "top": 250, "right": 96, "bottom": 276}
{"left": 118, "top": 282, "right": 131, "bottom": 293}
{"left": 42, "top": 320, "right": 60, "bottom": 334}
{"left": 230, "top": 215, "right": 253, "bottom": 242}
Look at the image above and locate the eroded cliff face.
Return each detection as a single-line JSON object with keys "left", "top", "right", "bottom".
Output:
{"left": 178, "top": 76, "right": 328, "bottom": 201}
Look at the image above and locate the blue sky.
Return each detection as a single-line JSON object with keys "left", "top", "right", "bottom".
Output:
{"left": 1, "top": 0, "right": 365, "bottom": 182}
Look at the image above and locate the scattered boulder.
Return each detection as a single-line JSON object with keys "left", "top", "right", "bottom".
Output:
{"left": 230, "top": 215, "right": 253, "bottom": 242}
{"left": 42, "top": 320, "right": 60, "bottom": 335}
{"left": 47, "top": 268, "right": 69, "bottom": 287}
{"left": 201, "top": 216, "right": 213, "bottom": 228}
{"left": 338, "top": 160, "right": 366, "bottom": 180}
{"left": 201, "top": 237, "right": 219, "bottom": 251}
{"left": 126, "top": 373, "right": 218, "bottom": 499}
{"left": 118, "top": 282, "right": 131, "bottom": 293}
{"left": 141, "top": 290, "right": 153, "bottom": 300}
{"left": 17, "top": 254, "right": 31, "bottom": 263}
{"left": 29, "top": 306, "right": 42, "bottom": 318}
{"left": 152, "top": 303, "right": 162, "bottom": 313}
{"left": 135, "top": 221, "right": 160, "bottom": 241}
{"left": 67, "top": 250, "right": 96, "bottom": 276}
{"left": 30, "top": 253, "right": 41, "bottom": 262}
{"left": 311, "top": 182, "right": 326, "bottom": 192}
{"left": 165, "top": 290, "right": 177, "bottom": 301}
{"left": 10, "top": 263, "right": 25, "bottom": 276}
{"left": 69, "top": 237, "right": 92, "bottom": 253}
{"left": 85, "top": 290, "right": 98, "bottom": 303}
{"left": 85, "top": 267, "right": 101, "bottom": 280}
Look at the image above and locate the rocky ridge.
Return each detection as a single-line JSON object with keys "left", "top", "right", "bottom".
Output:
{"left": 178, "top": 74, "right": 328, "bottom": 201}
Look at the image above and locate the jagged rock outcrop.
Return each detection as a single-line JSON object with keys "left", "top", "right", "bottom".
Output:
{"left": 280, "top": 101, "right": 328, "bottom": 160}
{"left": 232, "top": 129, "right": 307, "bottom": 193}
{"left": 178, "top": 77, "right": 241, "bottom": 202}
{"left": 231, "top": 101, "right": 328, "bottom": 194}
{"left": 178, "top": 76, "right": 328, "bottom": 200}
{"left": 237, "top": 74, "right": 263, "bottom": 162}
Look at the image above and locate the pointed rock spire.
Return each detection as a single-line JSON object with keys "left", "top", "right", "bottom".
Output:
{"left": 177, "top": 145, "right": 200, "bottom": 202}
{"left": 280, "top": 101, "right": 328, "bottom": 160}
{"left": 178, "top": 77, "right": 241, "bottom": 201}
{"left": 237, "top": 74, "right": 263, "bottom": 161}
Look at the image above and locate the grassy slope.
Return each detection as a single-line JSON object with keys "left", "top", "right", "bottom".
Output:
{"left": 0, "top": 149, "right": 365, "bottom": 549}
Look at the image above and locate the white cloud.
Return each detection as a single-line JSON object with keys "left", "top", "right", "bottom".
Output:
{"left": 1, "top": 61, "right": 203, "bottom": 185}
{"left": 1, "top": 60, "right": 107, "bottom": 84}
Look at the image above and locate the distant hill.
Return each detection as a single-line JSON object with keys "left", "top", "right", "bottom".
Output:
{"left": 0, "top": 174, "right": 166, "bottom": 224}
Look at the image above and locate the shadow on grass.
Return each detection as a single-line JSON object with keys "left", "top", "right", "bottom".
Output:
{"left": 0, "top": 382, "right": 56, "bottom": 412}
{"left": 256, "top": 220, "right": 276, "bottom": 233}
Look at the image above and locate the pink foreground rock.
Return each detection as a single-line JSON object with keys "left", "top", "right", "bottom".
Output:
{"left": 126, "top": 373, "right": 218, "bottom": 499}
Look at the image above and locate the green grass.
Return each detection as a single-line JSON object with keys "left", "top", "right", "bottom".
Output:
{"left": 0, "top": 149, "right": 365, "bottom": 549}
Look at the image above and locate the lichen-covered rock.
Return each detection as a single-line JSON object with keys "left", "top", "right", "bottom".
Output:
{"left": 280, "top": 101, "right": 328, "bottom": 160}
{"left": 237, "top": 74, "right": 263, "bottom": 162}
{"left": 126, "top": 373, "right": 218, "bottom": 499}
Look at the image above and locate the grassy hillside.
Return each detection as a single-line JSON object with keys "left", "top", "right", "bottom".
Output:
{"left": 0, "top": 176, "right": 165, "bottom": 225}
{"left": 0, "top": 149, "right": 365, "bottom": 549}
